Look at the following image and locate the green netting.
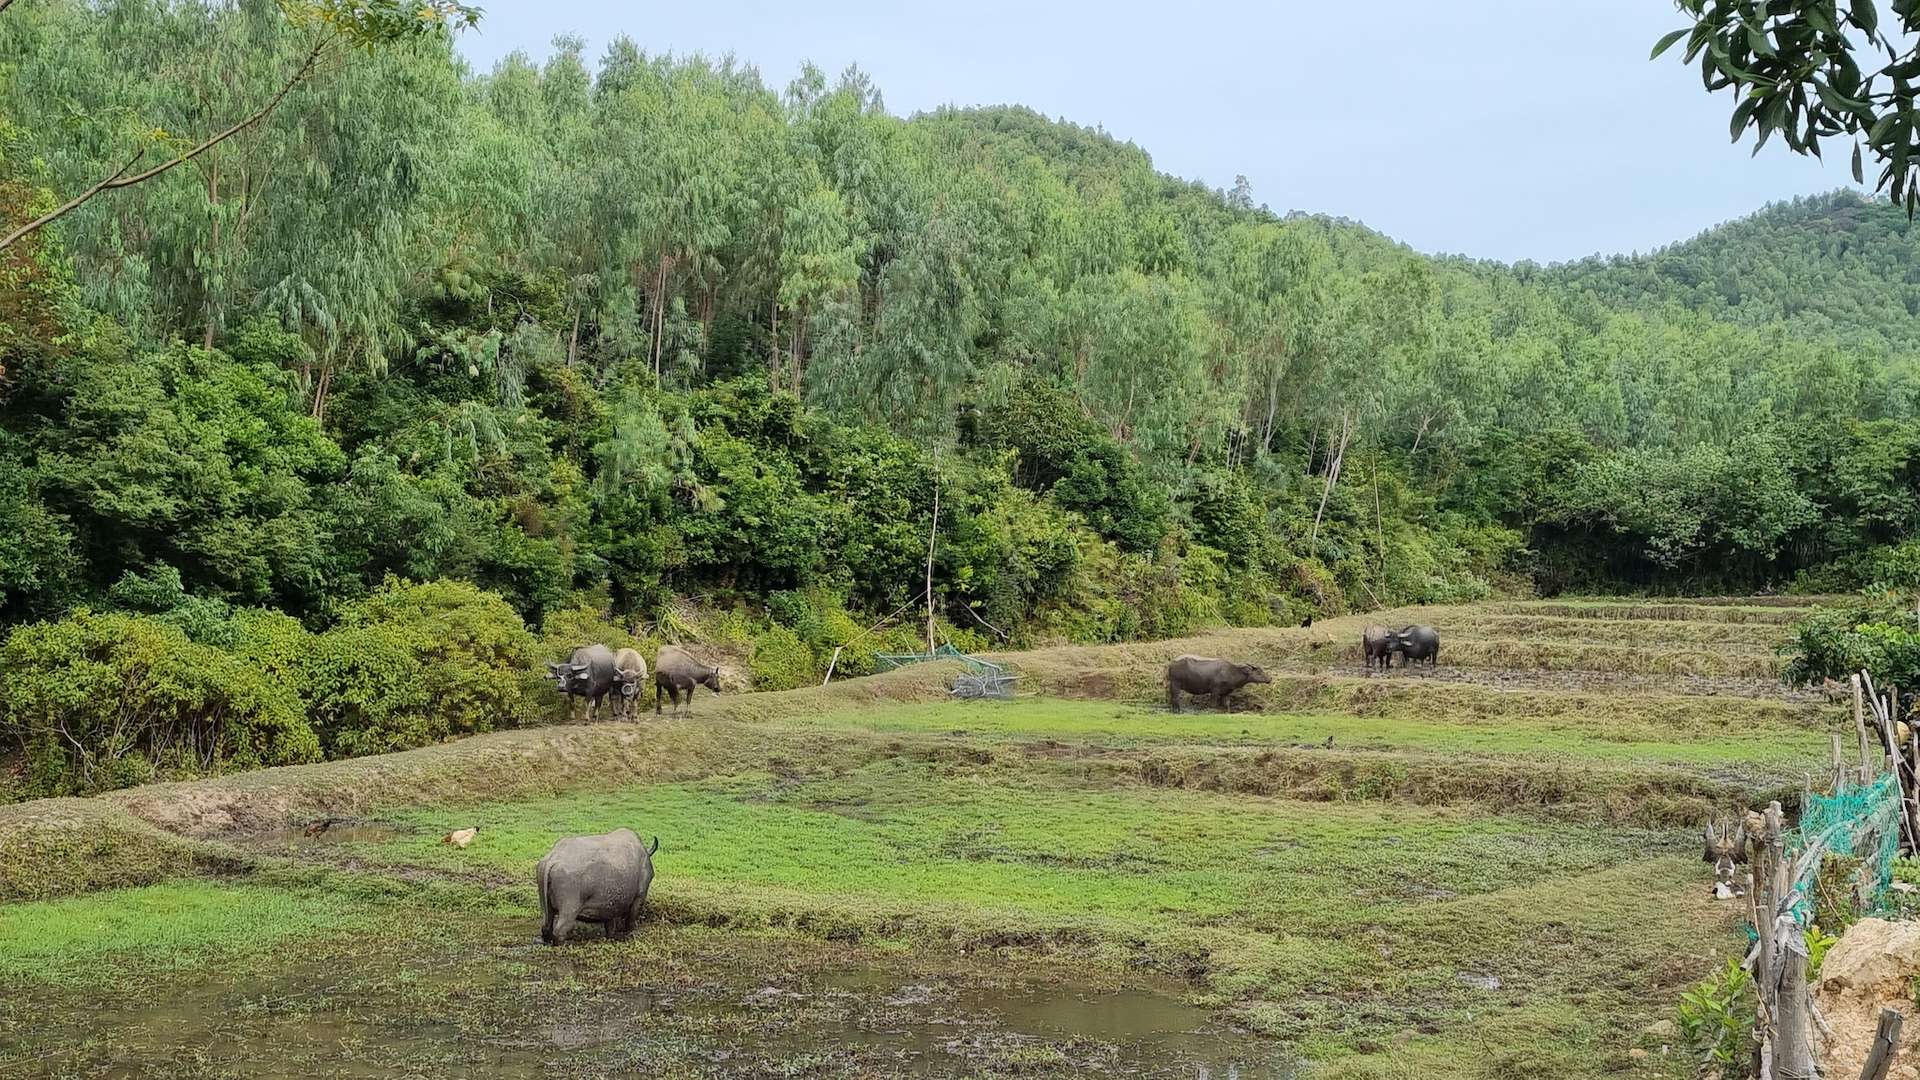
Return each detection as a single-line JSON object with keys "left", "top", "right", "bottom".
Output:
{"left": 875, "top": 643, "right": 1004, "bottom": 677}
{"left": 1785, "top": 771, "right": 1904, "bottom": 925}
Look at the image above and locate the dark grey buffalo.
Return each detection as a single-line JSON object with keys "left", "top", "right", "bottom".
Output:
{"left": 1362, "top": 625, "right": 1396, "bottom": 671}
{"left": 548, "top": 643, "right": 618, "bottom": 722}
{"left": 536, "top": 828, "right": 659, "bottom": 944}
{"left": 654, "top": 645, "right": 722, "bottom": 717}
{"left": 1393, "top": 625, "right": 1440, "bottom": 668}
{"left": 1166, "top": 654, "right": 1271, "bottom": 712}
{"left": 1703, "top": 820, "right": 1749, "bottom": 899}
{"left": 611, "top": 647, "right": 648, "bottom": 720}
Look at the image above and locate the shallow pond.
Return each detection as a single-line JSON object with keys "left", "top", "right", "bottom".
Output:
{"left": 1, "top": 911, "right": 1289, "bottom": 1078}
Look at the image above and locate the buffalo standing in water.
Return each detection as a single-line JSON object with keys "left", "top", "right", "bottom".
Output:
{"left": 536, "top": 828, "right": 658, "bottom": 944}
{"left": 1166, "top": 654, "right": 1271, "bottom": 712}
{"left": 1393, "top": 625, "right": 1441, "bottom": 668}
{"left": 1362, "top": 625, "right": 1396, "bottom": 671}
{"left": 548, "top": 643, "right": 617, "bottom": 721}
{"left": 654, "top": 645, "right": 722, "bottom": 716}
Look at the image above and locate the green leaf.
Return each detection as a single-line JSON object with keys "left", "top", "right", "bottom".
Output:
{"left": 1651, "top": 27, "right": 1691, "bottom": 60}
{"left": 1813, "top": 77, "right": 1864, "bottom": 113}
{"left": 1731, "top": 96, "right": 1760, "bottom": 140}
{"left": 1807, "top": 5, "right": 1838, "bottom": 36}
{"left": 1853, "top": 0, "right": 1880, "bottom": 38}
{"left": 1745, "top": 22, "right": 1776, "bottom": 57}
{"left": 1854, "top": 140, "right": 1866, "bottom": 183}
{"left": 1870, "top": 113, "right": 1899, "bottom": 143}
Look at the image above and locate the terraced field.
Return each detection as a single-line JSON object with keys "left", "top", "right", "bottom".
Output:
{"left": 0, "top": 599, "right": 1842, "bottom": 1078}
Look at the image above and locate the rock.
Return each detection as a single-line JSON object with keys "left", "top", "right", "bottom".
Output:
{"left": 1455, "top": 972, "right": 1501, "bottom": 991}
{"left": 1627, "top": 1048, "right": 1648, "bottom": 1061}
{"left": 1643, "top": 1019, "right": 1675, "bottom": 1038}
{"left": 1812, "top": 918, "right": 1920, "bottom": 1079}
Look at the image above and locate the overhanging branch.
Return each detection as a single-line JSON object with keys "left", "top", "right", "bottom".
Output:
{"left": 0, "top": 35, "right": 332, "bottom": 253}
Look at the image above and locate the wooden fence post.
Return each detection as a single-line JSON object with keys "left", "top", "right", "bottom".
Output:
{"left": 1859, "top": 1008, "right": 1904, "bottom": 1080}
{"left": 1857, "top": 674, "right": 1873, "bottom": 784}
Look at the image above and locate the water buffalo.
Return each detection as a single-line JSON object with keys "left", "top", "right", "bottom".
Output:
{"left": 611, "top": 647, "right": 648, "bottom": 720}
{"left": 1393, "top": 625, "right": 1440, "bottom": 668}
{"left": 536, "top": 828, "right": 658, "bottom": 945}
{"left": 1703, "top": 820, "right": 1749, "bottom": 899}
{"left": 655, "top": 645, "right": 722, "bottom": 717}
{"left": 548, "top": 643, "right": 617, "bottom": 721}
{"left": 1166, "top": 654, "right": 1271, "bottom": 712}
{"left": 1362, "top": 625, "right": 1396, "bottom": 671}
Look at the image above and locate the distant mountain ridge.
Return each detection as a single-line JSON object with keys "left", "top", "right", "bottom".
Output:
{"left": 1533, "top": 191, "right": 1920, "bottom": 353}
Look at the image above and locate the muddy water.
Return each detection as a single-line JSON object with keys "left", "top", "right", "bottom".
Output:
{"left": 2, "top": 918, "right": 1291, "bottom": 1078}
{"left": 721, "top": 969, "right": 1289, "bottom": 1077}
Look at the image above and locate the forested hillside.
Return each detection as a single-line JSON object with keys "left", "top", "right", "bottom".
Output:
{"left": 6, "top": 1, "right": 1920, "bottom": 789}
{"left": 1538, "top": 190, "right": 1920, "bottom": 353}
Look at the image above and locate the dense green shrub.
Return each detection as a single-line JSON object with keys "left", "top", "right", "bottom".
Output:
{"left": 1783, "top": 597, "right": 1920, "bottom": 688}
{"left": 749, "top": 623, "right": 817, "bottom": 691}
{"left": 301, "top": 579, "right": 542, "bottom": 757}
{"left": 0, "top": 611, "right": 320, "bottom": 797}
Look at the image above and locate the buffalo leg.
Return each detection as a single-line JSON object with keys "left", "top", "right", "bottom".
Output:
{"left": 655, "top": 683, "right": 664, "bottom": 716}
{"left": 549, "top": 903, "right": 579, "bottom": 945}
{"left": 1168, "top": 685, "right": 1182, "bottom": 713}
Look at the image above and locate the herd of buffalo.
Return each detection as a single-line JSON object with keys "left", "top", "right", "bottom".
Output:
{"left": 547, "top": 643, "right": 724, "bottom": 720}
{"left": 536, "top": 620, "right": 1443, "bottom": 944}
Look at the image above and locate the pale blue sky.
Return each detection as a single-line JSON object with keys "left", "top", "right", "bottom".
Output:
{"left": 456, "top": 1, "right": 1859, "bottom": 264}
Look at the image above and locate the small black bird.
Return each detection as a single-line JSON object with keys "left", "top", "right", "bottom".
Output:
{"left": 1300, "top": 615, "right": 1313, "bottom": 628}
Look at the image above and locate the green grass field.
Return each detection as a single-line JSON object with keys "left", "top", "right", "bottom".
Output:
{"left": 0, "top": 599, "right": 1836, "bottom": 1078}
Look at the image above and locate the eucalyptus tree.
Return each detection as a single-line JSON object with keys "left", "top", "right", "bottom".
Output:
{"left": 250, "top": 31, "right": 466, "bottom": 419}
{"left": 0, "top": 0, "right": 479, "bottom": 255}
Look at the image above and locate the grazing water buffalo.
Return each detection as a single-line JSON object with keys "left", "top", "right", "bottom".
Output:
{"left": 1393, "top": 625, "right": 1440, "bottom": 668}
{"left": 654, "top": 645, "right": 722, "bottom": 717}
{"left": 1166, "top": 654, "right": 1271, "bottom": 712}
{"left": 536, "top": 828, "right": 658, "bottom": 945}
{"left": 1362, "top": 625, "right": 1396, "bottom": 671}
{"left": 611, "top": 647, "right": 648, "bottom": 720}
{"left": 1703, "top": 820, "right": 1749, "bottom": 899}
{"left": 548, "top": 643, "right": 618, "bottom": 721}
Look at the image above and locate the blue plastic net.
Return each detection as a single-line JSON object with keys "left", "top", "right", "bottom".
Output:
{"left": 1785, "top": 771, "right": 1904, "bottom": 924}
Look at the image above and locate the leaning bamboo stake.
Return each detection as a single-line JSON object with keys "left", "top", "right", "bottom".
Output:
{"left": 1909, "top": 725, "right": 1920, "bottom": 855}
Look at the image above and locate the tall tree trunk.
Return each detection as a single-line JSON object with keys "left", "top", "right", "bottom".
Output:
{"left": 769, "top": 297, "right": 779, "bottom": 390}
{"left": 202, "top": 162, "right": 220, "bottom": 349}
{"left": 1262, "top": 373, "right": 1279, "bottom": 453}
{"left": 310, "top": 364, "right": 333, "bottom": 423}
{"left": 793, "top": 298, "right": 809, "bottom": 393}
{"left": 566, "top": 309, "right": 580, "bottom": 368}
{"left": 925, "top": 469, "right": 941, "bottom": 654}
{"left": 1309, "top": 412, "right": 1352, "bottom": 548}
